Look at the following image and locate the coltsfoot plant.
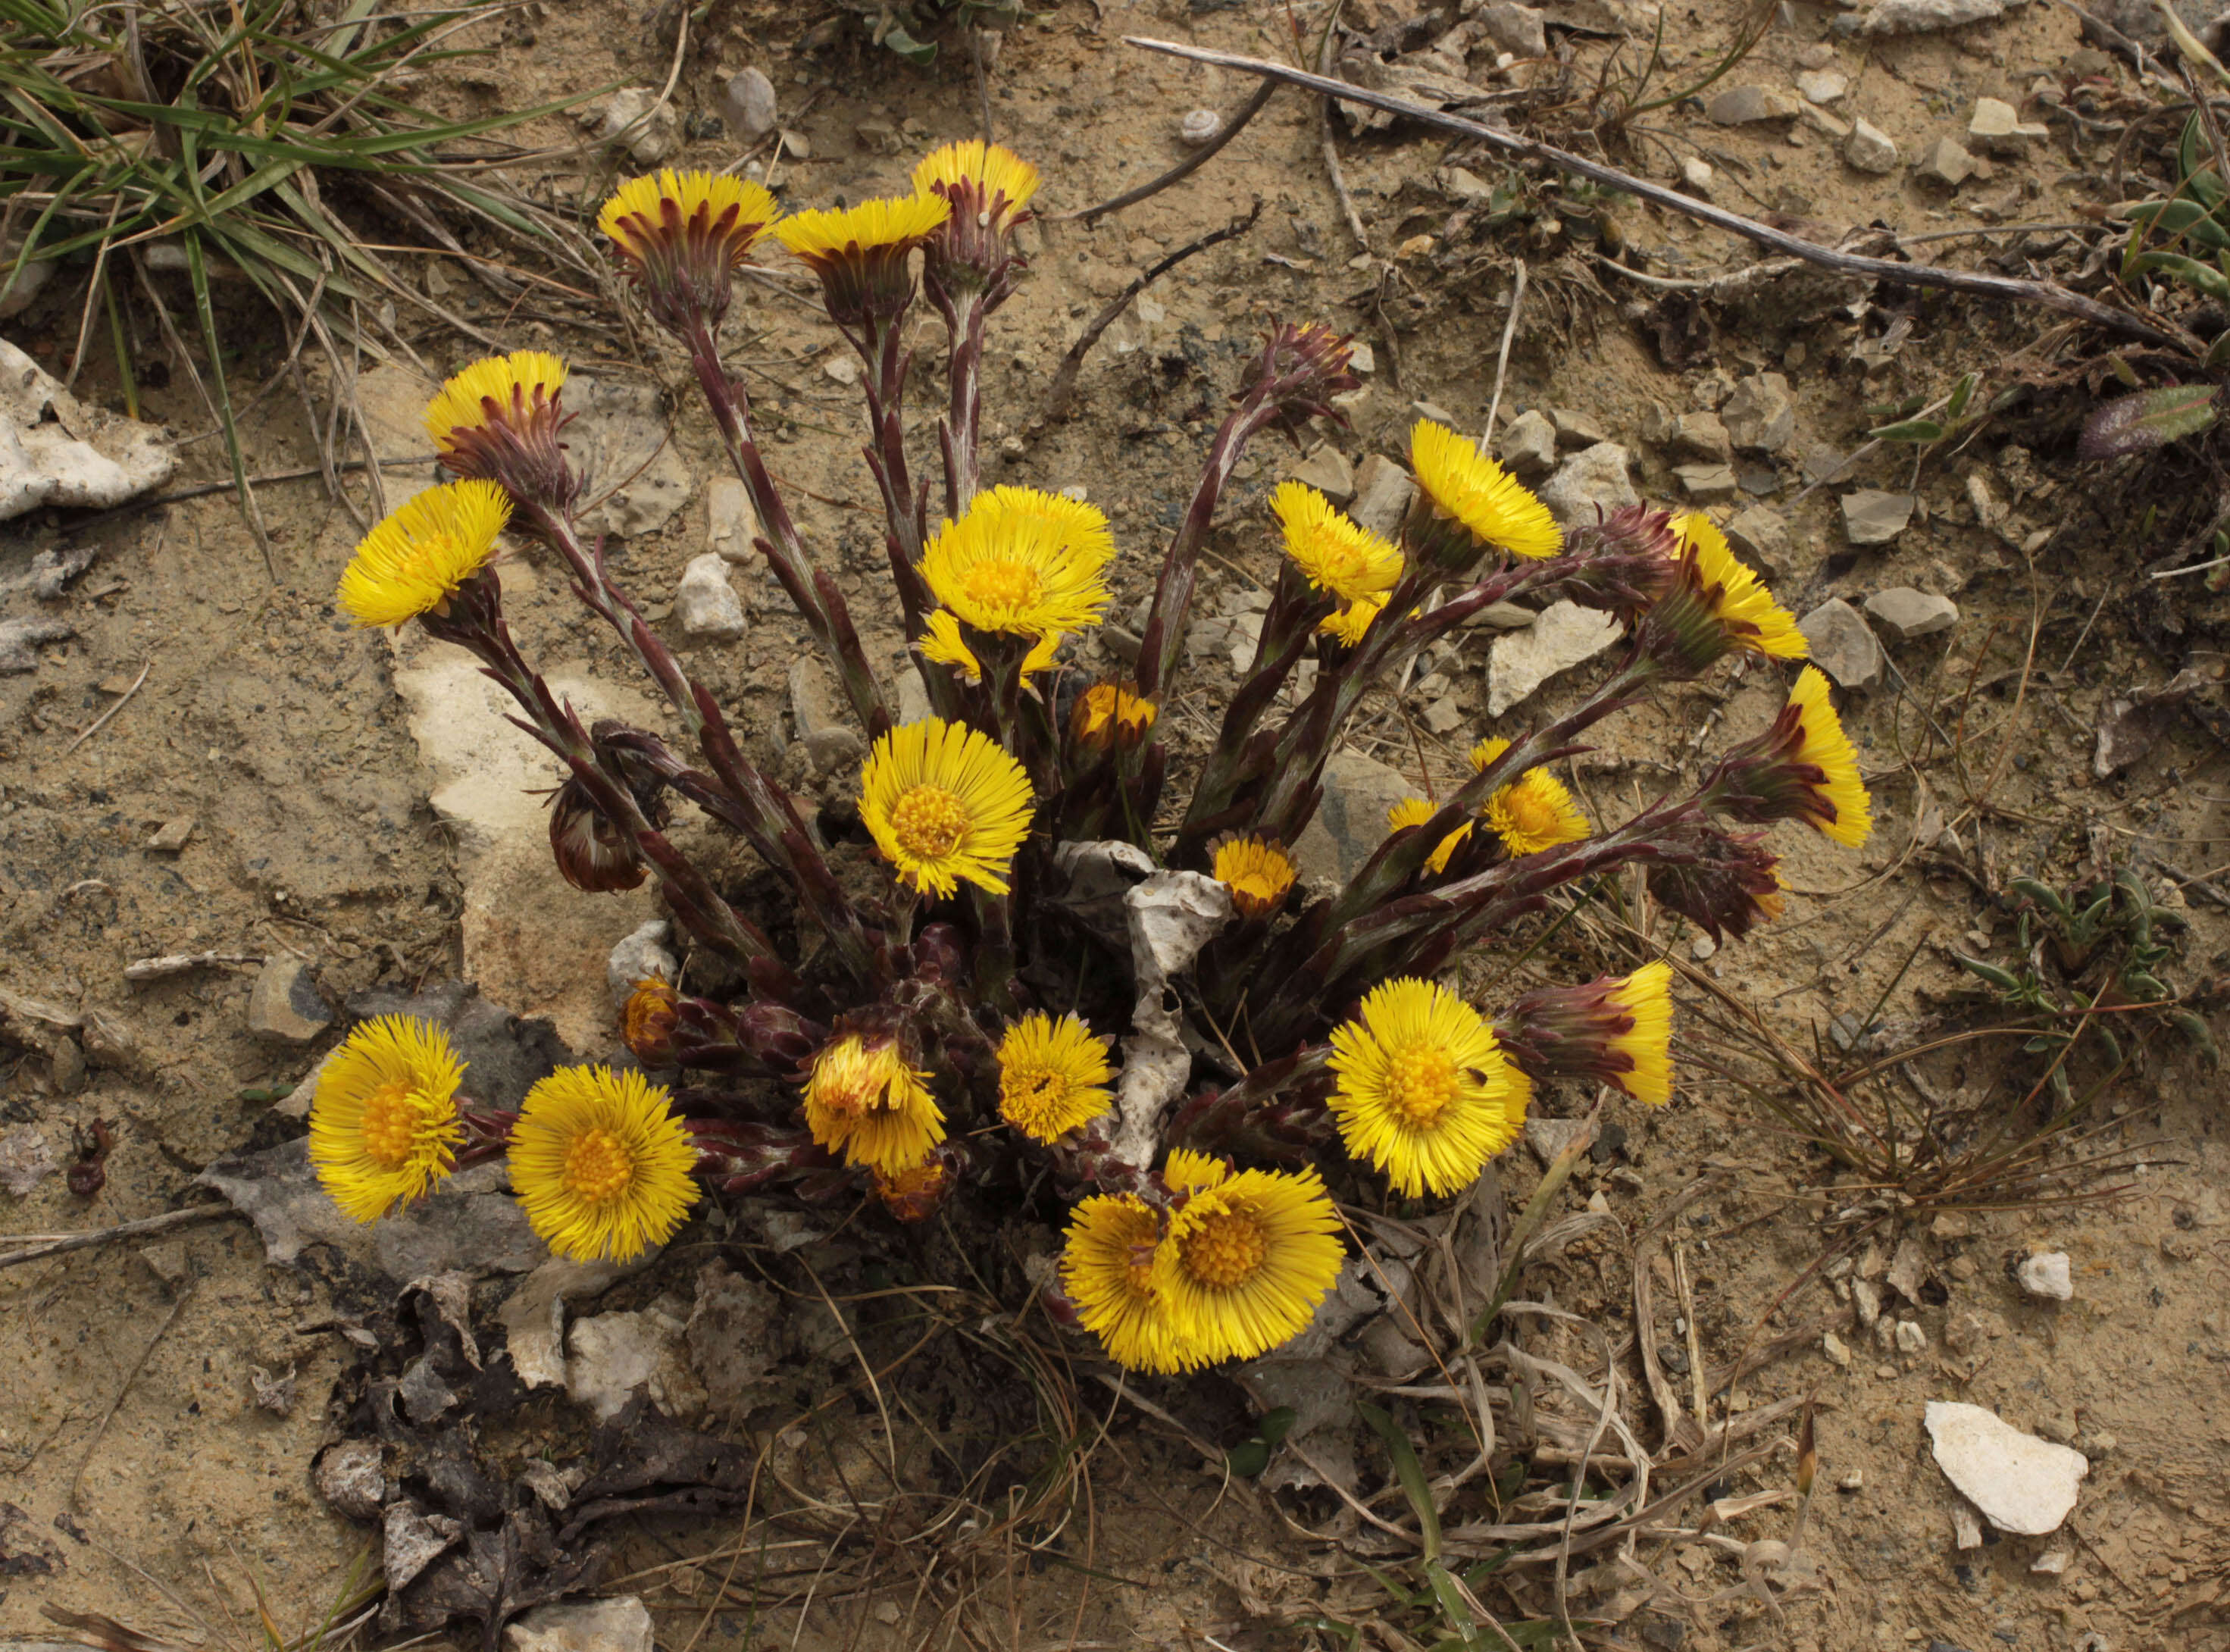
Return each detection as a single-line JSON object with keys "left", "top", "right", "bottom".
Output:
{"left": 314, "top": 146, "right": 1872, "bottom": 1375}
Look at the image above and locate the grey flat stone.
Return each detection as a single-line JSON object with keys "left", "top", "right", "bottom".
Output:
{"left": 249, "top": 956, "right": 332, "bottom": 1043}
{"left": 1349, "top": 454, "right": 1416, "bottom": 538}
{"left": 1487, "top": 599, "right": 1625, "bottom": 715}
{"left": 1798, "top": 598, "right": 1883, "bottom": 690}
{"left": 1537, "top": 442, "right": 1639, "bottom": 527}
{"left": 1843, "top": 488, "right": 1916, "bottom": 546}
{"left": 1497, "top": 409, "right": 1559, "bottom": 480}
{"left": 1293, "top": 750, "right": 1421, "bottom": 886}
{"left": 1864, "top": 587, "right": 1959, "bottom": 641}
{"left": 675, "top": 552, "right": 746, "bottom": 640}
{"left": 1722, "top": 373, "right": 1797, "bottom": 454}
{"left": 1844, "top": 118, "right": 1900, "bottom": 174}
{"left": 1925, "top": 1401, "right": 2088, "bottom": 1535}
{"left": 1708, "top": 84, "right": 1803, "bottom": 123}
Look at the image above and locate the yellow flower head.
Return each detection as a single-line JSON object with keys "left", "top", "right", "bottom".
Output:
{"left": 1318, "top": 593, "right": 1387, "bottom": 649}
{"left": 1212, "top": 834, "right": 1298, "bottom": 919}
{"left": 1328, "top": 978, "right": 1527, "bottom": 1197}
{"left": 918, "top": 609, "right": 1062, "bottom": 684}
{"left": 1498, "top": 959, "right": 1675, "bottom": 1106}
{"left": 997, "top": 1012, "right": 1115, "bottom": 1142}
{"left": 1607, "top": 961, "right": 1674, "bottom": 1105}
{"left": 508, "top": 1065, "right": 701, "bottom": 1262}
{"left": 1271, "top": 481, "right": 1403, "bottom": 603}
{"left": 1386, "top": 796, "right": 1472, "bottom": 876}
{"left": 1786, "top": 666, "right": 1872, "bottom": 847}
{"left": 920, "top": 486, "right": 1114, "bottom": 639}
{"left": 598, "top": 172, "right": 780, "bottom": 334}
{"left": 775, "top": 192, "right": 951, "bottom": 324}
{"left": 336, "top": 479, "right": 510, "bottom": 628}
{"left": 874, "top": 1153, "right": 954, "bottom": 1222}
{"left": 598, "top": 171, "right": 780, "bottom": 267}
{"left": 803, "top": 1033, "right": 945, "bottom": 1173}
{"left": 1469, "top": 738, "right": 1590, "bottom": 857}
{"left": 308, "top": 1016, "right": 466, "bottom": 1223}
{"left": 1674, "top": 512, "right": 1806, "bottom": 660}
{"left": 1070, "top": 680, "right": 1159, "bottom": 752}
{"left": 424, "top": 350, "right": 566, "bottom": 449}
{"left": 1153, "top": 1159, "right": 1345, "bottom": 1368}
{"left": 775, "top": 192, "right": 952, "bottom": 262}
{"left": 1060, "top": 1193, "right": 1182, "bottom": 1372}
{"left": 621, "top": 975, "right": 680, "bottom": 1068}
{"left": 859, "top": 718, "right": 1036, "bottom": 898}
{"left": 913, "top": 139, "right": 1041, "bottom": 230}
{"left": 1410, "top": 418, "right": 1562, "bottom": 562}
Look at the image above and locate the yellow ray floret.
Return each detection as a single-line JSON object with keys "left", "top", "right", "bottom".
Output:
{"left": 1060, "top": 1193, "right": 1184, "bottom": 1372}
{"left": 1153, "top": 1162, "right": 1345, "bottom": 1368}
{"left": 1328, "top": 978, "right": 1527, "bottom": 1197}
{"left": 336, "top": 479, "right": 510, "bottom": 628}
{"left": 997, "top": 1012, "right": 1115, "bottom": 1142}
{"left": 803, "top": 1034, "right": 946, "bottom": 1173}
{"left": 1410, "top": 418, "right": 1562, "bottom": 559}
{"left": 1271, "top": 481, "right": 1403, "bottom": 602}
{"left": 774, "top": 192, "right": 952, "bottom": 262}
{"left": 1787, "top": 665, "right": 1872, "bottom": 848}
{"left": 1212, "top": 834, "right": 1297, "bottom": 919}
{"left": 1318, "top": 593, "right": 1387, "bottom": 649}
{"left": 424, "top": 350, "right": 568, "bottom": 445}
{"left": 918, "top": 609, "right": 1062, "bottom": 684}
{"left": 913, "top": 139, "right": 1041, "bottom": 219}
{"left": 1071, "top": 680, "right": 1158, "bottom": 749}
{"left": 1608, "top": 960, "right": 1675, "bottom": 1106}
{"left": 920, "top": 486, "right": 1114, "bottom": 638}
{"left": 508, "top": 1065, "right": 701, "bottom": 1262}
{"left": 1469, "top": 738, "right": 1590, "bottom": 857}
{"left": 1674, "top": 512, "right": 1806, "bottom": 660}
{"left": 308, "top": 1015, "right": 466, "bottom": 1223}
{"left": 597, "top": 171, "right": 780, "bottom": 260}
{"left": 1161, "top": 1147, "right": 1229, "bottom": 1196}
{"left": 1386, "top": 796, "right": 1472, "bottom": 875}
{"left": 860, "top": 718, "right": 1036, "bottom": 898}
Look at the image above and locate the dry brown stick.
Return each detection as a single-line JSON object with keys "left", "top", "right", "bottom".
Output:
{"left": 1124, "top": 36, "right": 2194, "bottom": 352}
{"left": 1042, "top": 197, "right": 1263, "bottom": 421}
{"left": 1, "top": 1203, "right": 239, "bottom": 1271}
{"left": 1045, "top": 78, "right": 1279, "bottom": 225}
{"left": 64, "top": 654, "right": 152, "bottom": 756}
{"left": 1318, "top": 17, "right": 1370, "bottom": 255}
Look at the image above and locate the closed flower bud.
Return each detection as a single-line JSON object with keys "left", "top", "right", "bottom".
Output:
{"left": 1241, "top": 323, "right": 1362, "bottom": 440}
{"left": 1647, "top": 826, "right": 1787, "bottom": 943}
{"left": 548, "top": 775, "right": 647, "bottom": 892}
{"left": 621, "top": 977, "right": 680, "bottom": 1067}
{"left": 874, "top": 1143, "right": 964, "bottom": 1222}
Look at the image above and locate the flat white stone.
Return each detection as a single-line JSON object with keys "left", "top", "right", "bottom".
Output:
{"left": 2016, "top": 1250, "right": 2074, "bottom": 1300}
{"left": 1487, "top": 599, "right": 1623, "bottom": 716}
{"left": 1925, "top": 1400, "right": 2088, "bottom": 1535}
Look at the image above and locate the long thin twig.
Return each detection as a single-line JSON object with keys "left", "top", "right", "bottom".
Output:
{"left": 1124, "top": 37, "right": 2194, "bottom": 351}
{"left": 1318, "top": 13, "right": 1369, "bottom": 255}
{"left": 64, "top": 656, "right": 152, "bottom": 755}
{"left": 1482, "top": 258, "right": 1527, "bottom": 447}
{"left": 1046, "top": 80, "right": 1278, "bottom": 224}
{"left": 1043, "top": 199, "right": 1263, "bottom": 421}
{"left": 1, "top": 1204, "right": 239, "bottom": 1272}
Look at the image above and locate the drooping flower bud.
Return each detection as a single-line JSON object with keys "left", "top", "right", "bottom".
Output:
{"left": 621, "top": 976, "right": 680, "bottom": 1067}
{"left": 548, "top": 774, "right": 648, "bottom": 893}
{"left": 1497, "top": 960, "right": 1674, "bottom": 1105}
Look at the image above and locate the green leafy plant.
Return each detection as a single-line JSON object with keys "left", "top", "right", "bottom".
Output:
{"left": 0, "top": 0, "right": 600, "bottom": 530}
{"left": 1953, "top": 865, "right": 2217, "bottom": 1099}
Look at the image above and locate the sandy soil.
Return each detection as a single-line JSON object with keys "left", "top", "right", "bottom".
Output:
{"left": 3, "top": 0, "right": 2228, "bottom": 1647}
